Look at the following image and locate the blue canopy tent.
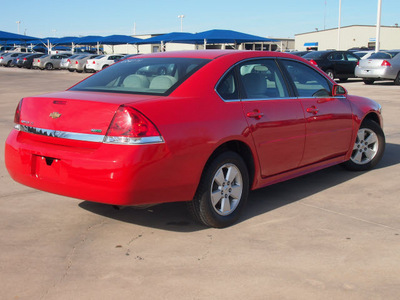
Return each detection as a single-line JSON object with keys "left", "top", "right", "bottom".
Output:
{"left": 136, "top": 32, "right": 195, "bottom": 44}
{"left": 0, "top": 30, "right": 39, "bottom": 43}
{"left": 170, "top": 29, "right": 276, "bottom": 49}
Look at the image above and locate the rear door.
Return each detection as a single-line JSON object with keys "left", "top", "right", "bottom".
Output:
{"left": 279, "top": 59, "right": 353, "bottom": 166}
{"left": 236, "top": 59, "right": 306, "bottom": 177}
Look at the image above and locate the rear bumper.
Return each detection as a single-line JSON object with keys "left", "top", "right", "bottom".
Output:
{"left": 355, "top": 66, "right": 397, "bottom": 80}
{"left": 5, "top": 129, "right": 195, "bottom": 206}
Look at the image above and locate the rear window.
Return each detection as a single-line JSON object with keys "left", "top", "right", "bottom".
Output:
{"left": 369, "top": 51, "right": 400, "bottom": 59}
{"left": 302, "top": 51, "right": 328, "bottom": 59}
{"left": 70, "top": 57, "right": 210, "bottom": 95}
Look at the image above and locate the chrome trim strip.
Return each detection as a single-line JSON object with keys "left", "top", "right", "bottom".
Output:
{"left": 16, "top": 125, "right": 105, "bottom": 142}
{"left": 15, "top": 125, "right": 164, "bottom": 145}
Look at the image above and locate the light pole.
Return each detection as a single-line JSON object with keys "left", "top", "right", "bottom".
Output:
{"left": 375, "top": 0, "right": 382, "bottom": 52}
{"left": 178, "top": 15, "right": 185, "bottom": 32}
{"left": 337, "top": 0, "right": 341, "bottom": 50}
{"left": 16, "top": 21, "right": 21, "bottom": 34}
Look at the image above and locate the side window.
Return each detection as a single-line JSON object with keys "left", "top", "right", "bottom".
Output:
{"left": 346, "top": 53, "right": 359, "bottom": 62}
{"left": 238, "top": 59, "right": 289, "bottom": 99}
{"left": 216, "top": 69, "right": 239, "bottom": 100}
{"left": 281, "top": 60, "right": 332, "bottom": 98}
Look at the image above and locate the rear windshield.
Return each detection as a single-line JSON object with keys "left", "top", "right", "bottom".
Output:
{"left": 70, "top": 57, "right": 210, "bottom": 95}
{"left": 369, "top": 51, "right": 400, "bottom": 59}
{"left": 302, "top": 51, "right": 328, "bottom": 59}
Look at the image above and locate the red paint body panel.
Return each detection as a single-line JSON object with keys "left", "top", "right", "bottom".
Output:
{"left": 4, "top": 50, "right": 383, "bottom": 206}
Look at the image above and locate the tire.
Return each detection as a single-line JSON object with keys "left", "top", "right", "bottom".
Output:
{"left": 102, "top": 64, "right": 109, "bottom": 69}
{"left": 363, "top": 79, "right": 375, "bottom": 85}
{"left": 188, "top": 151, "right": 249, "bottom": 228}
{"left": 68, "top": 69, "right": 74, "bottom": 72}
{"left": 394, "top": 72, "right": 400, "bottom": 85}
{"left": 325, "top": 69, "right": 334, "bottom": 80}
{"left": 342, "top": 119, "right": 385, "bottom": 171}
{"left": 45, "top": 63, "right": 53, "bottom": 70}
{"left": 6, "top": 60, "right": 12, "bottom": 67}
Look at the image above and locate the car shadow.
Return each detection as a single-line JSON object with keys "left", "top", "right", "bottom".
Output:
{"left": 79, "top": 142, "right": 400, "bottom": 232}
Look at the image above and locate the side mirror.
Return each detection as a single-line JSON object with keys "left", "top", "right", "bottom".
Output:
{"left": 332, "top": 85, "right": 347, "bottom": 96}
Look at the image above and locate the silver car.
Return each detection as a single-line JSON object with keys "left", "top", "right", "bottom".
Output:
{"left": 68, "top": 54, "right": 99, "bottom": 73}
{"left": 355, "top": 50, "right": 400, "bottom": 85}
{"left": 60, "top": 54, "right": 81, "bottom": 69}
{"left": 32, "top": 54, "right": 72, "bottom": 70}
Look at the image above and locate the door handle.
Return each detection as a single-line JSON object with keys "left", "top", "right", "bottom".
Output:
{"left": 306, "top": 106, "right": 319, "bottom": 114}
{"left": 246, "top": 109, "right": 264, "bottom": 120}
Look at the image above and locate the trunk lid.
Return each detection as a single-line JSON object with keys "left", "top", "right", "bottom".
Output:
{"left": 359, "top": 58, "right": 386, "bottom": 69}
{"left": 19, "top": 91, "right": 159, "bottom": 137}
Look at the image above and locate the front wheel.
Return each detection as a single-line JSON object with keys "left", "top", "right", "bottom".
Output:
{"left": 342, "top": 120, "right": 385, "bottom": 171}
{"left": 188, "top": 151, "right": 249, "bottom": 228}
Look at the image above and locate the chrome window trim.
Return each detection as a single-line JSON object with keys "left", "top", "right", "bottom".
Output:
{"left": 15, "top": 125, "right": 164, "bottom": 145}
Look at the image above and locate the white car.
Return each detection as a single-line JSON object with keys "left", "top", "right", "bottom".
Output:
{"left": 85, "top": 54, "right": 125, "bottom": 72}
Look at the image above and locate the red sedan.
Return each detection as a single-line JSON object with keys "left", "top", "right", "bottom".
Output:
{"left": 5, "top": 50, "right": 385, "bottom": 227}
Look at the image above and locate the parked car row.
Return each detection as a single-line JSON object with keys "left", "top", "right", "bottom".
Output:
{"left": 299, "top": 49, "right": 400, "bottom": 85}
{"left": 0, "top": 51, "right": 131, "bottom": 73}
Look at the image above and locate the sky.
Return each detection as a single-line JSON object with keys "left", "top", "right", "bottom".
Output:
{"left": 1, "top": 0, "right": 399, "bottom": 39}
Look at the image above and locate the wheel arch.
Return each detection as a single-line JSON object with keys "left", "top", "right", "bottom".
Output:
{"left": 201, "top": 140, "right": 256, "bottom": 189}
{"left": 361, "top": 111, "right": 382, "bottom": 127}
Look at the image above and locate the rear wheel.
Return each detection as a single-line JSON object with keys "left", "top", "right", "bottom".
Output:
{"left": 363, "top": 79, "right": 375, "bottom": 85}
{"left": 342, "top": 119, "right": 385, "bottom": 171}
{"left": 45, "top": 63, "right": 53, "bottom": 70}
{"left": 394, "top": 72, "right": 400, "bottom": 85}
{"left": 325, "top": 69, "right": 334, "bottom": 79}
{"left": 102, "top": 64, "right": 109, "bottom": 69}
{"left": 188, "top": 151, "right": 249, "bottom": 228}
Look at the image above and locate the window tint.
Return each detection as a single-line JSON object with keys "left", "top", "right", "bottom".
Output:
{"left": 216, "top": 69, "right": 239, "bottom": 100}
{"left": 281, "top": 60, "right": 331, "bottom": 98}
{"left": 70, "top": 57, "right": 210, "bottom": 95}
{"left": 328, "top": 52, "right": 345, "bottom": 61}
{"left": 346, "top": 53, "right": 359, "bottom": 61}
{"left": 238, "top": 59, "right": 289, "bottom": 99}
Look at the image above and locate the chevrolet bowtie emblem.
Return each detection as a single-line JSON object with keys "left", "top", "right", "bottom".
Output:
{"left": 49, "top": 112, "right": 62, "bottom": 119}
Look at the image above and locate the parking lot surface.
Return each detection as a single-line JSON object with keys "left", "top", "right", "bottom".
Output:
{"left": 1, "top": 67, "right": 399, "bottom": 299}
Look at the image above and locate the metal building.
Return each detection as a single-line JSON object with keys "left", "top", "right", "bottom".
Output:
{"left": 295, "top": 25, "right": 400, "bottom": 51}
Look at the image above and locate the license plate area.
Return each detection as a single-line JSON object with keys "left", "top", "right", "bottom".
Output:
{"left": 31, "top": 154, "right": 66, "bottom": 180}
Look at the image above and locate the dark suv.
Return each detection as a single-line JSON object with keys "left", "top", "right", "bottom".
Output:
{"left": 302, "top": 50, "right": 360, "bottom": 82}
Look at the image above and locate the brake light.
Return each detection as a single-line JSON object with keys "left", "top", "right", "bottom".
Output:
{"left": 93, "top": 61, "right": 95, "bottom": 64}
{"left": 37, "top": 59, "right": 40, "bottom": 62}
{"left": 309, "top": 59, "right": 318, "bottom": 66}
{"left": 75, "top": 61, "right": 78, "bottom": 64}
{"left": 356, "top": 61, "right": 359, "bottom": 66}
{"left": 23, "top": 58, "right": 27, "bottom": 61}
{"left": 104, "top": 106, "right": 163, "bottom": 144}
{"left": 14, "top": 99, "right": 23, "bottom": 125}
{"left": 381, "top": 60, "right": 391, "bottom": 67}
{"left": 67, "top": 59, "right": 70, "bottom": 62}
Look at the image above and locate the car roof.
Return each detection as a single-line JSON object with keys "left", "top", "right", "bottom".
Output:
{"left": 124, "top": 50, "right": 304, "bottom": 61}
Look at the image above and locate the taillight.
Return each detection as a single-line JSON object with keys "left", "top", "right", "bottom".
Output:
{"left": 381, "top": 60, "right": 391, "bottom": 67}
{"left": 356, "top": 61, "right": 359, "bottom": 66}
{"left": 104, "top": 106, "right": 163, "bottom": 145}
{"left": 93, "top": 61, "right": 95, "bottom": 64}
{"left": 309, "top": 59, "right": 318, "bottom": 66}
{"left": 75, "top": 61, "right": 78, "bottom": 64}
{"left": 14, "top": 99, "right": 23, "bottom": 125}
{"left": 67, "top": 59, "right": 70, "bottom": 62}
{"left": 37, "top": 59, "right": 40, "bottom": 62}
{"left": 23, "top": 58, "right": 27, "bottom": 61}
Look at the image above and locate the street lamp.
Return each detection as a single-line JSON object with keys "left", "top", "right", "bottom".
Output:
{"left": 178, "top": 15, "right": 185, "bottom": 32}
{"left": 16, "top": 21, "right": 21, "bottom": 34}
